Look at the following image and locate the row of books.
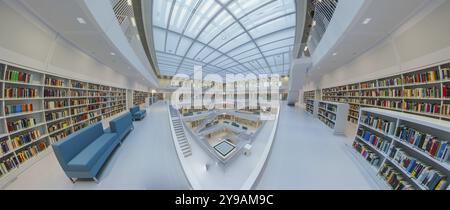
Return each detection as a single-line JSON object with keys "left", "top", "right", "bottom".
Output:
{"left": 403, "top": 69, "right": 440, "bottom": 84}
{"left": 378, "top": 77, "right": 402, "bottom": 87}
{"left": 443, "top": 84, "right": 449, "bottom": 98}
{"left": 402, "top": 101, "right": 441, "bottom": 115}
{"left": 318, "top": 115, "right": 335, "bottom": 129}
{"left": 45, "top": 110, "right": 69, "bottom": 122}
{"left": 71, "top": 99, "right": 87, "bottom": 106}
{"left": 442, "top": 68, "right": 450, "bottom": 80}
{"left": 379, "top": 163, "right": 415, "bottom": 190}
{"left": 379, "top": 100, "right": 403, "bottom": 110}
{"left": 4, "top": 87, "right": 38, "bottom": 98}
{"left": 403, "top": 87, "right": 441, "bottom": 98}
{"left": 389, "top": 147, "right": 448, "bottom": 190}
{"left": 5, "top": 69, "right": 33, "bottom": 83}
{"left": 45, "top": 78, "right": 65, "bottom": 87}
{"left": 73, "top": 122, "right": 89, "bottom": 132}
{"left": 71, "top": 82, "right": 85, "bottom": 89}
{"left": 71, "top": 90, "right": 87, "bottom": 97}
{"left": 48, "top": 121, "right": 70, "bottom": 133}
{"left": 361, "top": 81, "right": 377, "bottom": 89}
{"left": 44, "top": 89, "right": 67, "bottom": 97}
{"left": 0, "top": 138, "right": 13, "bottom": 155}
{"left": 397, "top": 125, "right": 449, "bottom": 162}
{"left": 5, "top": 103, "right": 33, "bottom": 115}
{"left": 72, "top": 107, "right": 88, "bottom": 115}
{"left": 45, "top": 100, "right": 68, "bottom": 109}
{"left": 7, "top": 118, "right": 37, "bottom": 133}
{"left": 16, "top": 142, "right": 47, "bottom": 164}
{"left": 0, "top": 156, "right": 19, "bottom": 174}
{"left": 88, "top": 104, "right": 100, "bottom": 111}
{"left": 10, "top": 130, "right": 42, "bottom": 149}
{"left": 361, "top": 115, "right": 396, "bottom": 135}
{"left": 443, "top": 104, "right": 450, "bottom": 116}
{"left": 352, "top": 141, "right": 381, "bottom": 167}
{"left": 49, "top": 130, "right": 71, "bottom": 144}
{"left": 357, "top": 128, "right": 391, "bottom": 154}
{"left": 72, "top": 114, "right": 88, "bottom": 124}
{"left": 361, "top": 90, "right": 378, "bottom": 97}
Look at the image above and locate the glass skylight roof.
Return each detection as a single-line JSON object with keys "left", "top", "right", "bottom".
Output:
{"left": 152, "top": 0, "right": 296, "bottom": 76}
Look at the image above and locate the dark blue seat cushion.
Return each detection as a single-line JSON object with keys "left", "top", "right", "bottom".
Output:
{"left": 66, "top": 133, "right": 117, "bottom": 171}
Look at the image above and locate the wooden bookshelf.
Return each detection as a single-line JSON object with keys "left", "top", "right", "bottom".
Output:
{"left": 317, "top": 100, "right": 349, "bottom": 135}
{"left": 321, "top": 62, "right": 450, "bottom": 124}
{"left": 0, "top": 62, "right": 128, "bottom": 187}
{"left": 133, "top": 90, "right": 150, "bottom": 106}
{"left": 352, "top": 108, "right": 450, "bottom": 190}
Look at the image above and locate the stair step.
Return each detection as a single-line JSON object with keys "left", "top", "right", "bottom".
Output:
{"left": 184, "top": 152, "right": 192, "bottom": 157}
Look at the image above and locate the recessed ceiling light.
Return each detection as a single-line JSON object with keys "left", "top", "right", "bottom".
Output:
{"left": 76, "top": 17, "right": 86, "bottom": 24}
{"left": 304, "top": 46, "right": 308, "bottom": 51}
{"left": 362, "top": 18, "right": 372, "bottom": 25}
{"left": 127, "top": 0, "right": 132, "bottom": 6}
{"left": 332, "top": 52, "right": 337, "bottom": 56}
{"left": 110, "top": 52, "right": 116, "bottom": 56}
{"left": 312, "top": 20, "right": 316, "bottom": 27}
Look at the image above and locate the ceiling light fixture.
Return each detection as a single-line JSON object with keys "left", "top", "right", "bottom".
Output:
{"left": 312, "top": 20, "right": 316, "bottom": 27}
{"left": 127, "top": 0, "right": 132, "bottom": 6}
{"left": 76, "top": 17, "right": 86, "bottom": 24}
{"left": 362, "top": 18, "right": 372, "bottom": 25}
{"left": 332, "top": 52, "right": 337, "bottom": 56}
{"left": 304, "top": 46, "right": 308, "bottom": 52}
{"left": 110, "top": 52, "right": 116, "bottom": 56}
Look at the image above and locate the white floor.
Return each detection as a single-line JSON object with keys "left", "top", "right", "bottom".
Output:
{"left": 3, "top": 101, "right": 377, "bottom": 190}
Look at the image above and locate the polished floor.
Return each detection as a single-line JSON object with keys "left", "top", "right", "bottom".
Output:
{"left": 4, "top": 101, "right": 376, "bottom": 190}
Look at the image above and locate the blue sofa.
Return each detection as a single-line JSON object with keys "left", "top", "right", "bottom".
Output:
{"left": 130, "top": 106, "right": 146, "bottom": 121}
{"left": 108, "top": 112, "right": 134, "bottom": 142}
{"left": 52, "top": 123, "right": 119, "bottom": 183}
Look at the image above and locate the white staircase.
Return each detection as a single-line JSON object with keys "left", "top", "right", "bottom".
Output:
{"left": 170, "top": 107, "right": 192, "bottom": 158}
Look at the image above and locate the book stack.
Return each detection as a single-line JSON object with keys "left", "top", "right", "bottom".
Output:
{"left": 379, "top": 163, "right": 415, "bottom": 190}
{"left": 352, "top": 141, "right": 381, "bottom": 166}
{"left": 45, "top": 78, "right": 65, "bottom": 87}
{"left": 362, "top": 90, "right": 379, "bottom": 97}
{"left": 5, "top": 69, "right": 32, "bottom": 83}
{"left": 397, "top": 126, "right": 450, "bottom": 163}
{"left": 5, "top": 103, "right": 33, "bottom": 115}
{"left": 361, "top": 99, "right": 378, "bottom": 106}
{"left": 402, "top": 101, "right": 441, "bottom": 115}
{"left": 7, "top": 118, "right": 37, "bottom": 132}
{"left": 403, "top": 69, "right": 440, "bottom": 84}
{"left": 89, "top": 111, "right": 100, "bottom": 118}
{"left": 16, "top": 142, "right": 47, "bottom": 164}
{"left": 379, "top": 100, "right": 402, "bottom": 109}
{"left": 44, "top": 89, "right": 67, "bottom": 97}
{"left": 88, "top": 104, "right": 100, "bottom": 111}
{"left": 389, "top": 147, "right": 448, "bottom": 190}
{"left": 72, "top": 114, "right": 88, "bottom": 123}
{"left": 361, "top": 115, "right": 396, "bottom": 135}
{"left": 10, "top": 130, "right": 41, "bottom": 148}
{"left": 357, "top": 128, "right": 391, "bottom": 154}
{"left": 71, "top": 90, "right": 86, "bottom": 97}
{"left": 45, "top": 100, "right": 68, "bottom": 109}
{"left": 45, "top": 110, "right": 69, "bottom": 121}
{"left": 361, "top": 81, "right": 377, "bottom": 89}
{"left": 4, "top": 87, "right": 38, "bottom": 98}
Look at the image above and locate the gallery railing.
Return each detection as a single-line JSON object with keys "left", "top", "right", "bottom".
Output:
{"left": 307, "top": 0, "right": 339, "bottom": 54}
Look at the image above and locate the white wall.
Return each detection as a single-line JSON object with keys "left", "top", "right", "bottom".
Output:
{"left": 0, "top": 0, "right": 150, "bottom": 91}
{"left": 304, "top": 0, "right": 450, "bottom": 90}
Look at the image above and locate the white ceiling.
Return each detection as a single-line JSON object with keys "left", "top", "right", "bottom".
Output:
{"left": 18, "top": 0, "right": 156, "bottom": 87}
{"left": 308, "top": 0, "right": 431, "bottom": 81}
{"left": 149, "top": 0, "right": 297, "bottom": 77}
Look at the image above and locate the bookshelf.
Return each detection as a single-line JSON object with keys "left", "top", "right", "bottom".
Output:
{"left": 317, "top": 100, "right": 349, "bottom": 135}
{"left": 352, "top": 108, "right": 450, "bottom": 190}
{"left": 133, "top": 90, "right": 150, "bottom": 106}
{"left": 318, "top": 62, "right": 450, "bottom": 124}
{"left": 303, "top": 90, "right": 315, "bottom": 104}
{"left": 0, "top": 62, "right": 128, "bottom": 187}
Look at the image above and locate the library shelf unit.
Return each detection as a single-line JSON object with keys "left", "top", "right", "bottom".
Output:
{"left": 305, "top": 99, "right": 317, "bottom": 116}
{"left": 303, "top": 90, "right": 315, "bottom": 104}
{"left": 352, "top": 108, "right": 450, "bottom": 190}
{"left": 316, "top": 62, "right": 450, "bottom": 124}
{"left": 316, "top": 100, "right": 349, "bottom": 135}
{"left": 133, "top": 90, "right": 150, "bottom": 106}
{"left": 0, "top": 62, "right": 128, "bottom": 188}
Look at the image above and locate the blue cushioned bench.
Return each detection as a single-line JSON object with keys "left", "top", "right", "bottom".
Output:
{"left": 52, "top": 123, "right": 120, "bottom": 183}
{"left": 130, "top": 106, "right": 146, "bottom": 121}
{"left": 108, "top": 112, "right": 134, "bottom": 143}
